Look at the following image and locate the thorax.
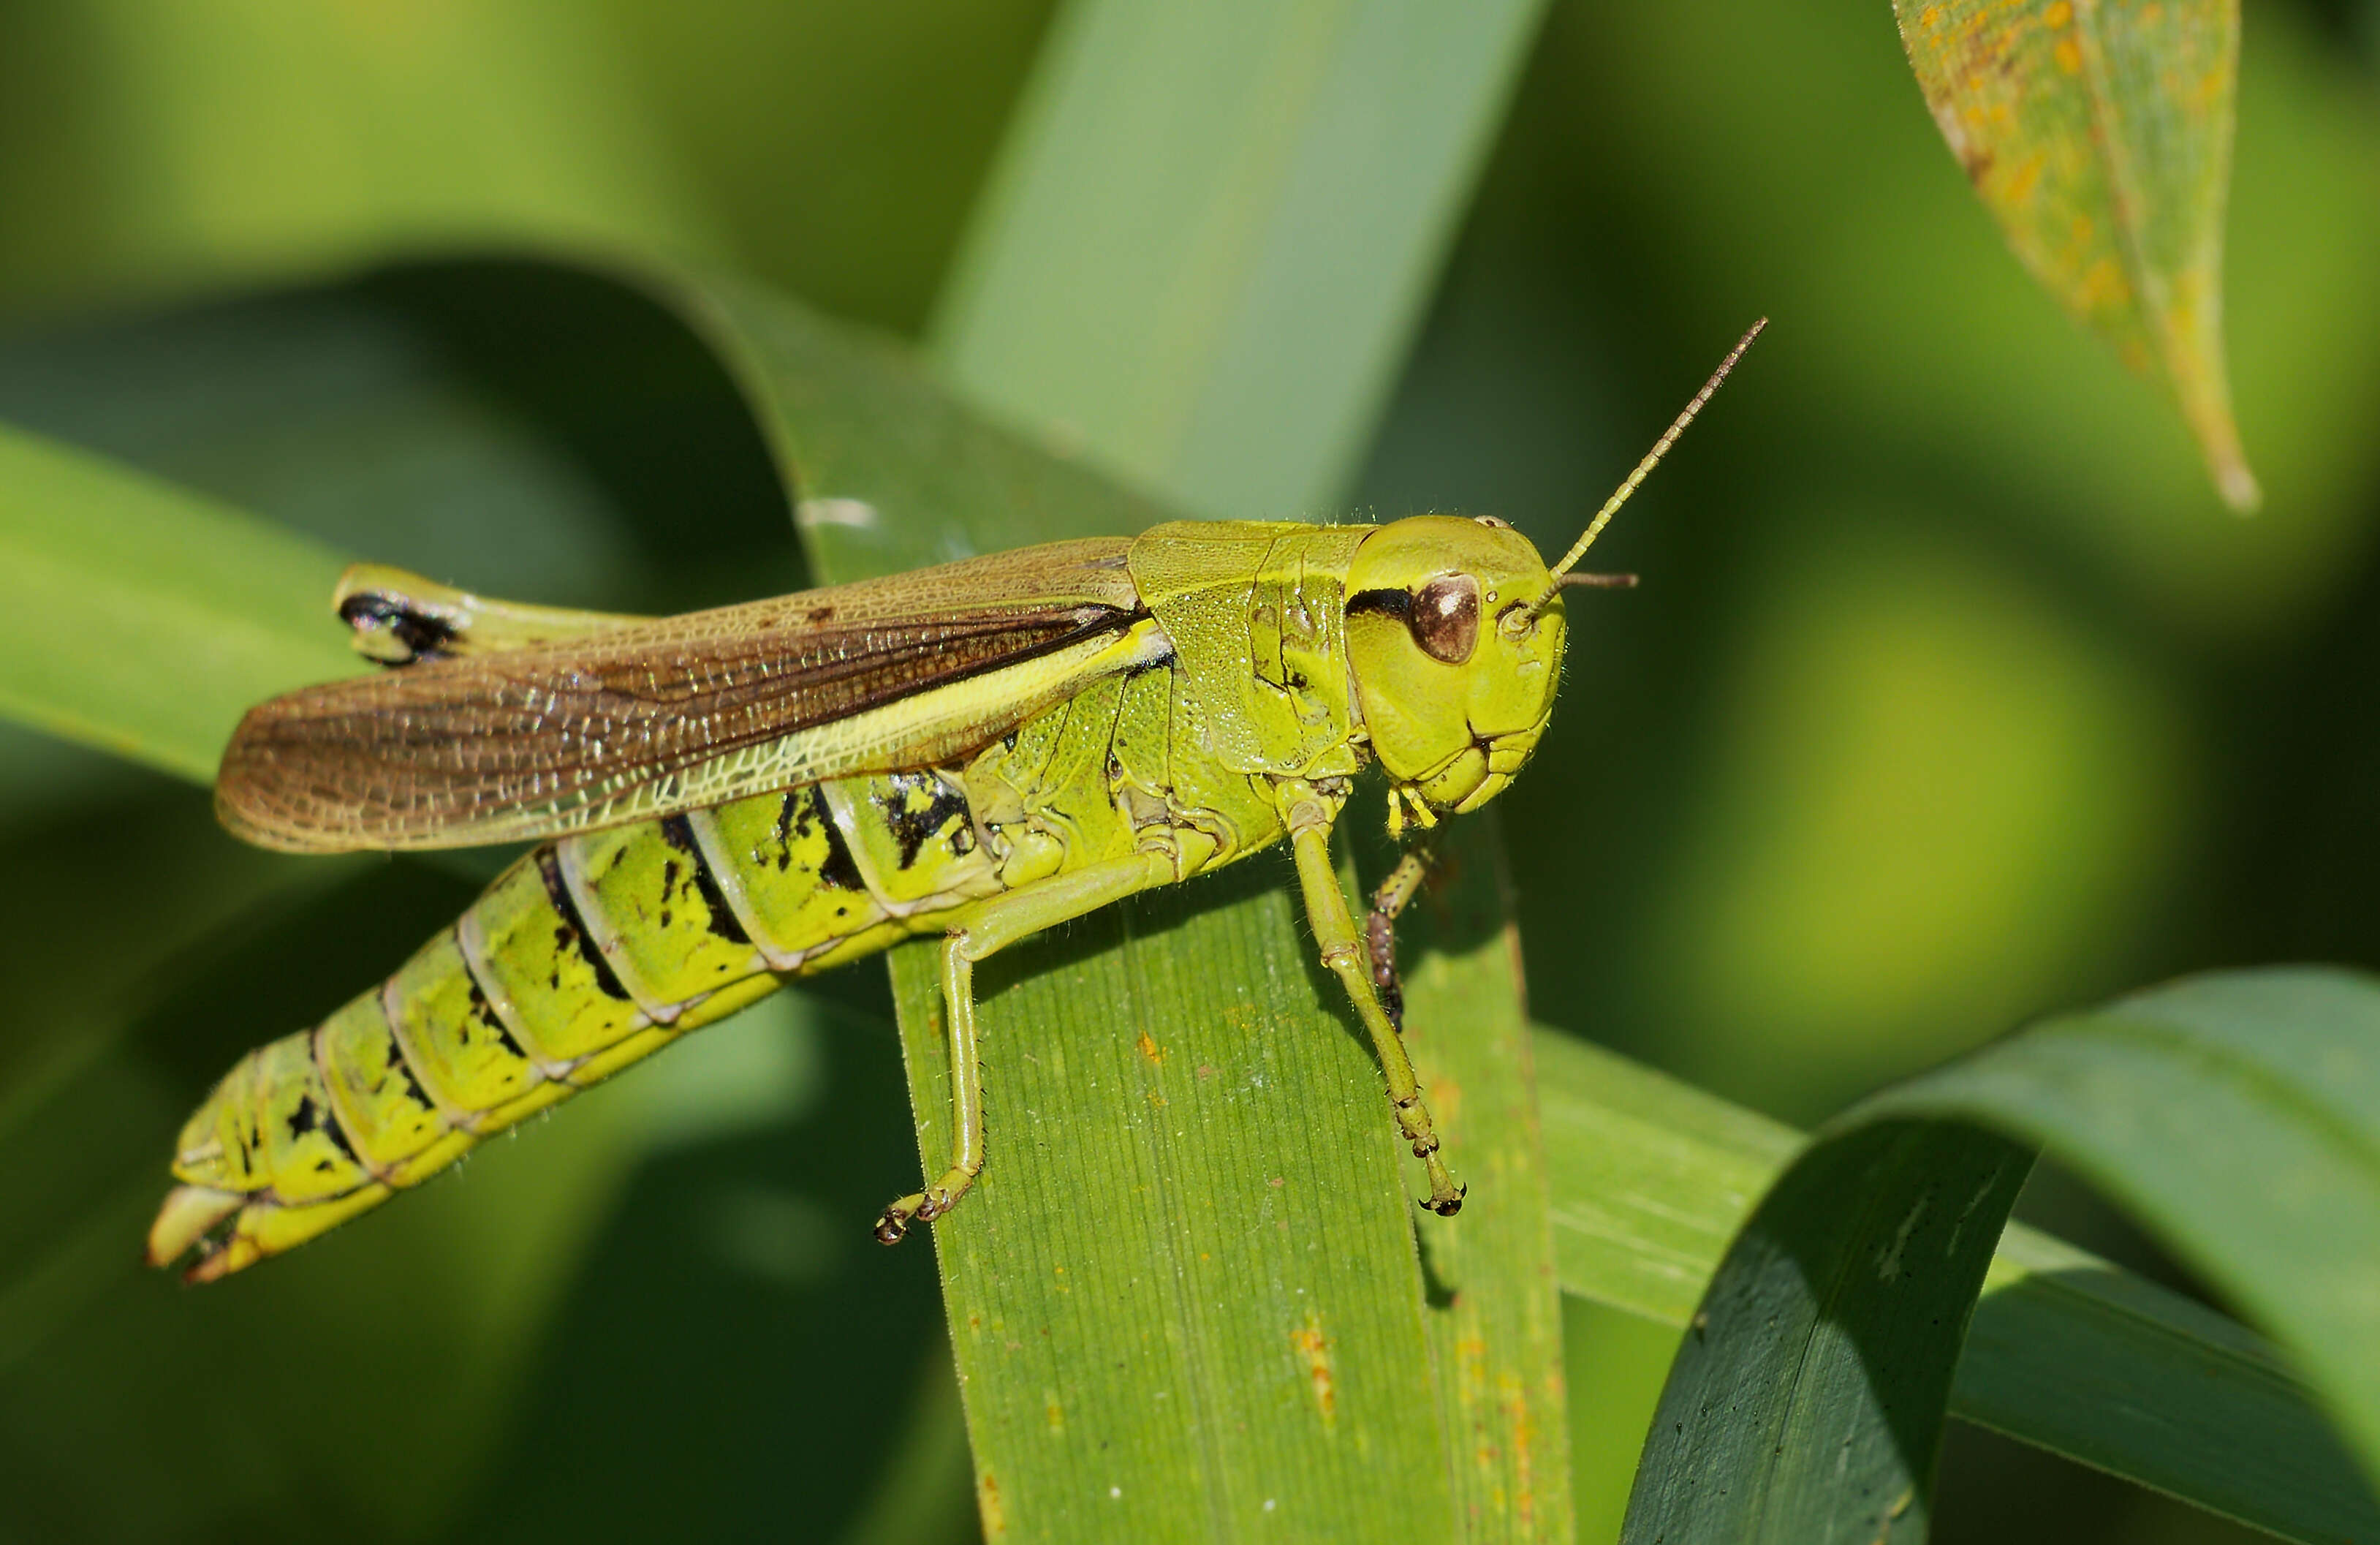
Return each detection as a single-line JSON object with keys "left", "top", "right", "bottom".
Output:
{"left": 1126, "top": 521, "right": 1373, "bottom": 780}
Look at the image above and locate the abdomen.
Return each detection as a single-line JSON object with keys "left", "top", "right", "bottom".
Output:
{"left": 149, "top": 772, "right": 997, "bottom": 1280}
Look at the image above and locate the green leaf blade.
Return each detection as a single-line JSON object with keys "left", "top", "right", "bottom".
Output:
{"left": 1894, "top": 970, "right": 2380, "bottom": 1469}
{"left": 929, "top": 0, "right": 1552, "bottom": 521}
{"left": 1621, "top": 1119, "right": 2034, "bottom": 1543}
{"left": 1960, "top": 1229, "right": 2379, "bottom": 1541}
{"left": 0, "top": 423, "right": 360, "bottom": 782}
{"left": 865, "top": 1, "right": 1566, "bottom": 1535}
{"left": 887, "top": 891, "right": 1455, "bottom": 1538}
{"left": 1397, "top": 822, "right": 1571, "bottom": 1541}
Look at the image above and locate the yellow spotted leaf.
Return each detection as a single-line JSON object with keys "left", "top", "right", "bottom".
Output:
{"left": 1894, "top": 0, "right": 2258, "bottom": 509}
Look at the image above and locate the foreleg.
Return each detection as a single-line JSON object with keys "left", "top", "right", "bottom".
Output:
{"left": 1276, "top": 783, "right": 1463, "bottom": 1216}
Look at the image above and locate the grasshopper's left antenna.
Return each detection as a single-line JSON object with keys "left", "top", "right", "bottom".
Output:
{"left": 1537, "top": 318, "right": 1767, "bottom": 608}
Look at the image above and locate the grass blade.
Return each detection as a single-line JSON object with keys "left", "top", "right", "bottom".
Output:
{"left": 685, "top": 268, "right": 1466, "bottom": 1536}
{"left": 0, "top": 423, "right": 360, "bottom": 781}
{"left": 929, "top": 0, "right": 1551, "bottom": 522}
{"left": 912, "top": 3, "right": 1563, "bottom": 1534}
{"left": 1609, "top": 966, "right": 2380, "bottom": 1541}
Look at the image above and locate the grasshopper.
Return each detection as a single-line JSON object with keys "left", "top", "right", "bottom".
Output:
{"left": 145, "top": 322, "right": 1762, "bottom": 1283}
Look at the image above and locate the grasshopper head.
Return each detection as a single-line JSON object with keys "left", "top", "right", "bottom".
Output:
{"left": 1345, "top": 515, "right": 1567, "bottom": 833}
{"left": 1345, "top": 322, "right": 1767, "bottom": 834}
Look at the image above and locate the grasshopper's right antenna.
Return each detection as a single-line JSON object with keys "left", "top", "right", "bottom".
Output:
{"left": 1536, "top": 318, "right": 1767, "bottom": 611}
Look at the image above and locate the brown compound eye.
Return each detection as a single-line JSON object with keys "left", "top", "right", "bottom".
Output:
{"left": 1409, "top": 575, "right": 1479, "bottom": 664}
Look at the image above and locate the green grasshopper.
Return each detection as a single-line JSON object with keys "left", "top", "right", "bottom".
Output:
{"left": 145, "top": 322, "right": 1763, "bottom": 1283}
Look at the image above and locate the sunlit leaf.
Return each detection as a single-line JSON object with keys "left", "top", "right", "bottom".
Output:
{"left": 1893, "top": 0, "right": 2259, "bottom": 508}
{"left": 931, "top": 0, "right": 1553, "bottom": 523}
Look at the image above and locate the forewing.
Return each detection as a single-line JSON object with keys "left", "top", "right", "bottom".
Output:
{"left": 219, "top": 538, "right": 1148, "bottom": 852}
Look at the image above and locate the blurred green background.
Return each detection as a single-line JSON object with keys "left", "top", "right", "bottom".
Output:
{"left": 0, "top": 1, "right": 2373, "bottom": 1541}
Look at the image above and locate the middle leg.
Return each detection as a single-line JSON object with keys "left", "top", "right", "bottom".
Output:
{"left": 1363, "top": 839, "right": 1437, "bottom": 1032}
{"left": 873, "top": 847, "right": 1179, "bottom": 1244}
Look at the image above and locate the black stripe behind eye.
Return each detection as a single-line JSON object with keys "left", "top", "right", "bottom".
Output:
{"left": 1346, "top": 588, "right": 1411, "bottom": 619}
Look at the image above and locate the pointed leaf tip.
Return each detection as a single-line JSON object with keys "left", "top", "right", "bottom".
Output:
{"left": 1892, "top": 0, "right": 2258, "bottom": 510}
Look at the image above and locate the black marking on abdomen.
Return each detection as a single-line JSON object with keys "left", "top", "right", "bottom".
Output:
{"left": 287, "top": 1087, "right": 369, "bottom": 1176}
{"left": 875, "top": 774, "right": 972, "bottom": 870}
{"left": 383, "top": 1030, "right": 439, "bottom": 1115}
{"left": 536, "top": 846, "right": 633, "bottom": 1002}
{"left": 660, "top": 814, "right": 751, "bottom": 943}
{"left": 303, "top": 1026, "right": 370, "bottom": 1172}
{"left": 770, "top": 790, "right": 800, "bottom": 872}
{"left": 455, "top": 938, "right": 532, "bottom": 1062}
{"left": 816, "top": 801, "right": 865, "bottom": 892}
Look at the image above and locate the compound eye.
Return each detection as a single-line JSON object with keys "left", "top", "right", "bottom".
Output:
{"left": 1409, "top": 575, "right": 1479, "bottom": 664}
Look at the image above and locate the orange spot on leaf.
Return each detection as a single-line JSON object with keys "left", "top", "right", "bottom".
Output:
{"left": 1999, "top": 151, "right": 2045, "bottom": 208}
{"left": 977, "top": 1470, "right": 1008, "bottom": 1540}
{"left": 1289, "top": 1314, "right": 1338, "bottom": 1429}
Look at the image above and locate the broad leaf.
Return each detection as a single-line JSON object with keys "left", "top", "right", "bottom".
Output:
{"left": 1893, "top": 0, "right": 2258, "bottom": 508}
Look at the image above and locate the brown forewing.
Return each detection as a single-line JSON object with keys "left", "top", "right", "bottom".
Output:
{"left": 217, "top": 537, "right": 1142, "bottom": 853}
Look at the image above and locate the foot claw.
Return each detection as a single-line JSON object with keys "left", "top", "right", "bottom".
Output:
{"left": 1425, "top": 1184, "right": 1466, "bottom": 1218}
{"left": 874, "top": 1205, "right": 914, "bottom": 1246}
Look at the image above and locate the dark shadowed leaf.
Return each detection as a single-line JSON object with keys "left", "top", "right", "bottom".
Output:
{"left": 1534, "top": 1026, "right": 2380, "bottom": 1544}
{"left": 1620, "top": 967, "right": 2380, "bottom": 1542}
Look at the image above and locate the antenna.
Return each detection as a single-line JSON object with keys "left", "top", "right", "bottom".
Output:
{"left": 1539, "top": 318, "right": 1767, "bottom": 601}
